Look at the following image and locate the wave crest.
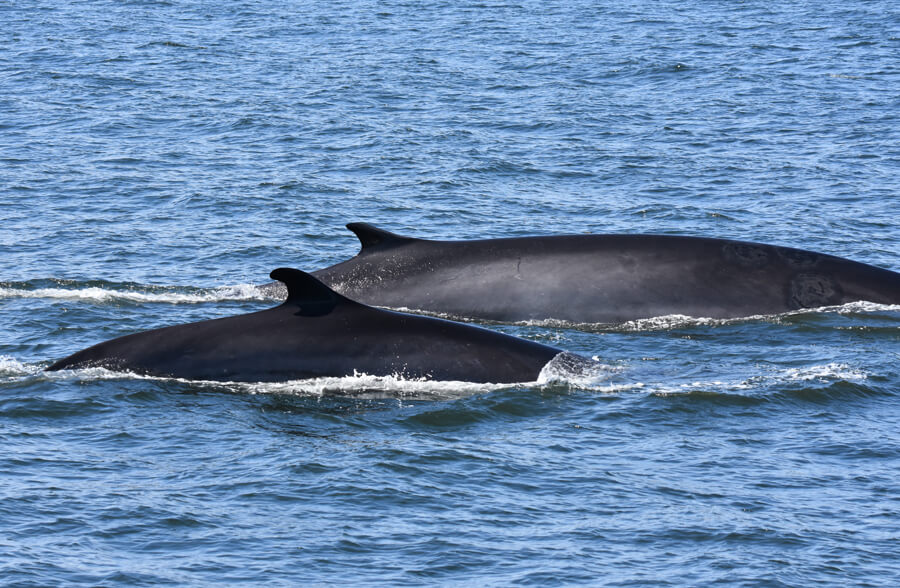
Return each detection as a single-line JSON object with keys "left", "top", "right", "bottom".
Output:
{"left": 521, "top": 301, "right": 900, "bottom": 331}
{"left": 538, "top": 352, "right": 621, "bottom": 388}
{"left": 0, "top": 355, "right": 41, "bottom": 378}
{"left": 0, "top": 283, "right": 270, "bottom": 304}
{"left": 649, "top": 362, "right": 869, "bottom": 397}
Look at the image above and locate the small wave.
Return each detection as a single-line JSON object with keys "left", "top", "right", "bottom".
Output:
{"left": 509, "top": 313, "right": 749, "bottom": 332}
{"left": 0, "top": 284, "right": 270, "bottom": 304}
{"left": 20, "top": 357, "right": 877, "bottom": 403}
{"left": 650, "top": 362, "right": 869, "bottom": 398}
{"left": 779, "top": 363, "right": 868, "bottom": 383}
{"left": 43, "top": 367, "right": 510, "bottom": 399}
{"left": 0, "top": 355, "right": 41, "bottom": 378}
{"left": 538, "top": 352, "right": 622, "bottom": 389}
{"left": 236, "top": 373, "right": 509, "bottom": 399}
{"left": 613, "top": 314, "right": 737, "bottom": 331}
{"left": 274, "top": 298, "right": 900, "bottom": 331}
{"left": 41, "top": 353, "right": 617, "bottom": 397}
{"left": 825, "top": 300, "right": 900, "bottom": 314}
{"left": 518, "top": 301, "right": 900, "bottom": 332}
{"left": 386, "top": 306, "right": 476, "bottom": 321}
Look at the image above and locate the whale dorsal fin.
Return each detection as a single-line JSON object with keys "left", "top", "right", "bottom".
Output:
{"left": 270, "top": 268, "right": 350, "bottom": 315}
{"left": 346, "top": 222, "right": 415, "bottom": 251}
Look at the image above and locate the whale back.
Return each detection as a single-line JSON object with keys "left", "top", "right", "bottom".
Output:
{"left": 48, "top": 268, "right": 563, "bottom": 383}
{"left": 312, "top": 225, "right": 900, "bottom": 323}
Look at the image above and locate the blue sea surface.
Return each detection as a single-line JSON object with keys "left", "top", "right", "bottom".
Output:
{"left": 2, "top": 0, "right": 899, "bottom": 585}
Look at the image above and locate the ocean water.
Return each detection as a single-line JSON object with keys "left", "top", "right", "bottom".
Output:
{"left": 2, "top": 0, "right": 899, "bottom": 585}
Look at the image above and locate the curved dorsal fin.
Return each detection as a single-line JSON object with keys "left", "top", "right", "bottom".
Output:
{"left": 346, "top": 223, "right": 414, "bottom": 251}
{"left": 270, "top": 268, "right": 348, "bottom": 316}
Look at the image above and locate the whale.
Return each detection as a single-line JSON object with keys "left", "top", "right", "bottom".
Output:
{"left": 262, "top": 223, "right": 900, "bottom": 324}
{"left": 47, "top": 268, "right": 567, "bottom": 384}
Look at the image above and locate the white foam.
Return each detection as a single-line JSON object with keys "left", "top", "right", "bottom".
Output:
{"left": 43, "top": 366, "right": 513, "bottom": 398}
{"left": 0, "top": 284, "right": 270, "bottom": 304}
{"left": 519, "top": 301, "right": 900, "bottom": 331}
{"left": 826, "top": 301, "right": 900, "bottom": 314}
{"left": 0, "top": 355, "right": 41, "bottom": 378}
{"left": 616, "top": 314, "right": 732, "bottom": 331}
{"left": 33, "top": 354, "right": 871, "bottom": 400}
{"left": 650, "top": 362, "right": 869, "bottom": 397}
{"left": 42, "top": 353, "right": 618, "bottom": 397}
{"left": 387, "top": 306, "right": 476, "bottom": 321}
{"left": 537, "top": 352, "right": 621, "bottom": 388}
{"left": 780, "top": 362, "right": 868, "bottom": 383}
{"left": 385, "top": 308, "right": 750, "bottom": 334}
{"left": 236, "top": 372, "right": 510, "bottom": 399}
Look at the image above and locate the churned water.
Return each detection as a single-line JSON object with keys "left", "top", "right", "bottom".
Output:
{"left": 2, "top": 0, "right": 899, "bottom": 585}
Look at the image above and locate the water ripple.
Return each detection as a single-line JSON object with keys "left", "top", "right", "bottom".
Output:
{"left": 2, "top": 0, "right": 900, "bottom": 585}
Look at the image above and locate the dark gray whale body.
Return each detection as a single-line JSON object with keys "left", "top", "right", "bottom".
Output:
{"left": 48, "top": 269, "right": 563, "bottom": 383}
{"left": 271, "top": 223, "right": 900, "bottom": 324}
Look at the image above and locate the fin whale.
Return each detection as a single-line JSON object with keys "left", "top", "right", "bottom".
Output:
{"left": 47, "top": 269, "right": 565, "bottom": 384}
{"left": 262, "top": 223, "right": 900, "bottom": 324}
